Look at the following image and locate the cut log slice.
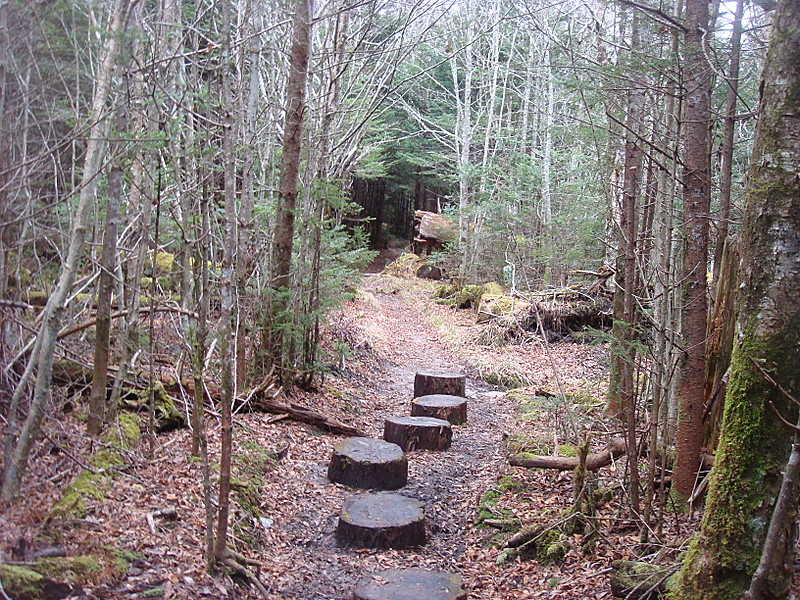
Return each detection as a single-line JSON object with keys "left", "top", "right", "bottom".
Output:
{"left": 353, "top": 568, "right": 466, "bottom": 600}
{"left": 337, "top": 493, "right": 426, "bottom": 549}
{"left": 413, "top": 371, "right": 466, "bottom": 398}
{"left": 411, "top": 394, "right": 467, "bottom": 425}
{"left": 383, "top": 416, "right": 452, "bottom": 452}
{"left": 327, "top": 437, "right": 408, "bottom": 490}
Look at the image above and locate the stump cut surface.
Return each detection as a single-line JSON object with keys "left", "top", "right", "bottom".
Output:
{"left": 337, "top": 493, "right": 426, "bottom": 549}
{"left": 384, "top": 416, "right": 452, "bottom": 451}
{"left": 413, "top": 371, "right": 466, "bottom": 398}
{"left": 411, "top": 394, "right": 467, "bottom": 425}
{"left": 327, "top": 437, "right": 408, "bottom": 490}
{"left": 353, "top": 568, "right": 467, "bottom": 600}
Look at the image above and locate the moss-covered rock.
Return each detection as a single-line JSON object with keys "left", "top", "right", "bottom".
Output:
{"left": 123, "top": 381, "right": 185, "bottom": 432}
{"left": 0, "top": 554, "right": 121, "bottom": 600}
{"left": 381, "top": 253, "right": 427, "bottom": 278}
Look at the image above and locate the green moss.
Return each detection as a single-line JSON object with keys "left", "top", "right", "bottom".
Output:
{"left": 558, "top": 444, "right": 577, "bottom": 457}
{"left": 232, "top": 440, "right": 277, "bottom": 520}
{"left": 50, "top": 414, "right": 141, "bottom": 521}
{"left": 535, "top": 529, "right": 568, "bottom": 563}
{"left": 433, "top": 283, "right": 460, "bottom": 299}
{"left": 481, "top": 282, "right": 504, "bottom": 296}
{"left": 670, "top": 326, "right": 799, "bottom": 599}
{"left": 436, "top": 283, "right": 485, "bottom": 309}
{"left": 0, "top": 564, "right": 46, "bottom": 600}
{"left": 50, "top": 471, "right": 107, "bottom": 518}
{"left": 33, "top": 556, "right": 103, "bottom": 584}
{"left": 611, "top": 560, "right": 669, "bottom": 598}
{"left": 0, "top": 555, "right": 115, "bottom": 599}
{"left": 124, "top": 382, "right": 185, "bottom": 432}
{"left": 143, "top": 587, "right": 165, "bottom": 598}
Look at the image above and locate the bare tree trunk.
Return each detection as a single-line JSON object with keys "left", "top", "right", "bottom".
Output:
{"left": 270, "top": 0, "right": 313, "bottom": 381}
{"left": 711, "top": 0, "right": 744, "bottom": 288}
{"left": 671, "top": 2, "right": 800, "bottom": 595}
{"left": 236, "top": 0, "right": 260, "bottom": 388}
{"left": 1, "top": 0, "right": 133, "bottom": 503}
{"left": 87, "top": 161, "right": 122, "bottom": 435}
{"left": 214, "top": 0, "right": 238, "bottom": 565}
{"left": 672, "top": 0, "right": 712, "bottom": 501}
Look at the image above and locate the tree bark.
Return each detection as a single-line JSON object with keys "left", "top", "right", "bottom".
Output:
{"left": 672, "top": 0, "right": 713, "bottom": 501}
{"left": 510, "top": 437, "right": 626, "bottom": 471}
{"left": 671, "top": 1, "right": 800, "bottom": 596}
{"left": 711, "top": 0, "right": 745, "bottom": 287}
{"left": 87, "top": 163, "right": 122, "bottom": 435}
{"left": 214, "top": 0, "right": 238, "bottom": 566}
{"left": 270, "top": 0, "right": 313, "bottom": 381}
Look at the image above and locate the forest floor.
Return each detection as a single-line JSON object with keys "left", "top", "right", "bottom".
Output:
{"left": 2, "top": 268, "right": 707, "bottom": 599}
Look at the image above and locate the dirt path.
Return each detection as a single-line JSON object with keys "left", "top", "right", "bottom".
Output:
{"left": 257, "top": 276, "right": 515, "bottom": 599}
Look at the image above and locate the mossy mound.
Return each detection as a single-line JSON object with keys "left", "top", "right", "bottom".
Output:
{"left": 610, "top": 560, "right": 669, "bottom": 599}
{"left": 0, "top": 554, "right": 127, "bottom": 600}
{"left": 435, "top": 284, "right": 483, "bottom": 309}
{"left": 477, "top": 293, "right": 531, "bottom": 324}
{"left": 49, "top": 415, "right": 141, "bottom": 521}
{"left": 123, "top": 381, "right": 186, "bottom": 432}
{"left": 381, "top": 253, "right": 428, "bottom": 278}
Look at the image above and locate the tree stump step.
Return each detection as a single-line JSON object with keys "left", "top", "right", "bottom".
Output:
{"left": 337, "top": 493, "right": 426, "bottom": 549}
{"left": 327, "top": 437, "right": 408, "bottom": 490}
{"left": 353, "top": 568, "right": 467, "bottom": 600}
{"left": 413, "top": 371, "right": 466, "bottom": 398}
{"left": 411, "top": 394, "right": 467, "bottom": 425}
{"left": 383, "top": 416, "right": 452, "bottom": 451}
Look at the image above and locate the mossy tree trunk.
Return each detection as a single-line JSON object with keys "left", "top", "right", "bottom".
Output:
{"left": 671, "top": 1, "right": 800, "bottom": 596}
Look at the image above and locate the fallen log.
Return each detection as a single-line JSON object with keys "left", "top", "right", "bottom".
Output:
{"left": 160, "top": 375, "right": 365, "bottom": 437}
{"left": 509, "top": 437, "right": 626, "bottom": 471}
{"left": 49, "top": 359, "right": 365, "bottom": 437}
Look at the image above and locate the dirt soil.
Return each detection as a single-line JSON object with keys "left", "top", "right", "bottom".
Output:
{"left": 2, "top": 272, "right": 650, "bottom": 600}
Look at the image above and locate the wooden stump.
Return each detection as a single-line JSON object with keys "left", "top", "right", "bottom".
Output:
{"left": 353, "top": 568, "right": 466, "bottom": 600}
{"left": 337, "top": 493, "right": 426, "bottom": 549}
{"left": 413, "top": 371, "right": 466, "bottom": 398}
{"left": 327, "top": 437, "right": 408, "bottom": 490}
{"left": 383, "top": 416, "right": 452, "bottom": 451}
{"left": 411, "top": 394, "right": 467, "bottom": 425}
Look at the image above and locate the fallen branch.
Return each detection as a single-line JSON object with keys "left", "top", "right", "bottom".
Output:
{"left": 509, "top": 437, "right": 626, "bottom": 471}
{"left": 159, "top": 375, "right": 365, "bottom": 437}
{"left": 57, "top": 305, "right": 199, "bottom": 340}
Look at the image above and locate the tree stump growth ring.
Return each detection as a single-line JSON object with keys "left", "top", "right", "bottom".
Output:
{"left": 413, "top": 371, "right": 466, "bottom": 398}
{"left": 411, "top": 394, "right": 467, "bottom": 425}
{"left": 383, "top": 416, "right": 452, "bottom": 451}
{"left": 327, "top": 437, "right": 408, "bottom": 490}
{"left": 353, "top": 568, "right": 467, "bottom": 600}
{"left": 337, "top": 493, "right": 426, "bottom": 549}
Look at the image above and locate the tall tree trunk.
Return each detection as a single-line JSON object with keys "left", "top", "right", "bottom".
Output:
{"left": 711, "top": 0, "right": 745, "bottom": 287}
{"left": 672, "top": 0, "right": 712, "bottom": 501}
{"left": 236, "top": 0, "right": 260, "bottom": 388}
{"left": 87, "top": 162, "right": 122, "bottom": 435}
{"left": 270, "top": 0, "right": 312, "bottom": 381}
{"left": 1, "top": 0, "right": 133, "bottom": 503}
{"left": 671, "top": 1, "right": 800, "bottom": 596}
{"left": 214, "top": 0, "right": 238, "bottom": 565}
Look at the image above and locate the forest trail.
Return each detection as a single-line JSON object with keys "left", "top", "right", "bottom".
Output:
{"left": 2, "top": 273, "right": 610, "bottom": 600}
{"left": 255, "top": 274, "right": 517, "bottom": 599}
